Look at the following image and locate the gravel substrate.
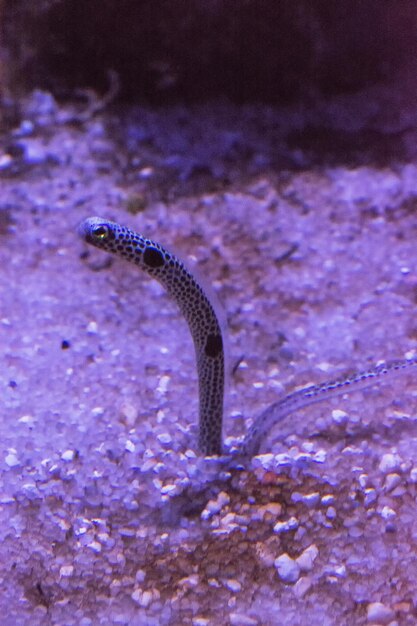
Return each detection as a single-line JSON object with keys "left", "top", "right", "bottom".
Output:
{"left": 1, "top": 89, "right": 417, "bottom": 625}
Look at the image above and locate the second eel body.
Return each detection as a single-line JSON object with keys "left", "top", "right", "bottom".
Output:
{"left": 79, "top": 217, "right": 417, "bottom": 457}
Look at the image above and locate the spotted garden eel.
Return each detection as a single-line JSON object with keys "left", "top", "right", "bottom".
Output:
{"left": 79, "top": 217, "right": 417, "bottom": 457}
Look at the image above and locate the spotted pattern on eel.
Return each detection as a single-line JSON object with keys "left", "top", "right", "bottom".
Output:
{"left": 79, "top": 216, "right": 224, "bottom": 455}
{"left": 79, "top": 217, "right": 417, "bottom": 457}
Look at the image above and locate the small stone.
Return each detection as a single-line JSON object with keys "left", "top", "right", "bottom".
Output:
{"left": 331, "top": 409, "right": 348, "bottom": 423}
{"left": 364, "top": 488, "right": 377, "bottom": 507}
{"left": 229, "top": 613, "right": 257, "bottom": 626}
{"left": 252, "top": 453, "right": 275, "bottom": 470}
{"left": 274, "top": 453, "right": 291, "bottom": 467}
{"left": 379, "top": 453, "right": 400, "bottom": 473}
{"left": 5, "top": 453, "right": 20, "bottom": 467}
{"left": 253, "top": 502, "right": 282, "bottom": 521}
{"left": 179, "top": 574, "right": 199, "bottom": 588}
{"left": 61, "top": 449, "right": 75, "bottom": 461}
{"left": 192, "top": 618, "right": 210, "bottom": 626}
{"left": 156, "top": 375, "right": 170, "bottom": 394}
{"left": 139, "top": 166, "right": 154, "bottom": 179}
{"left": 293, "top": 576, "right": 312, "bottom": 598}
{"left": 366, "top": 601, "right": 395, "bottom": 624}
{"left": 203, "top": 490, "right": 231, "bottom": 519}
{"left": 326, "top": 506, "right": 336, "bottom": 520}
{"left": 273, "top": 517, "right": 299, "bottom": 534}
{"left": 87, "top": 540, "right": 102, "bottom": 553}
{"left": 131, "top": 589, "right": 152, "bottom": 608}
{"left": 296, "top": 545, "right": 318, "bottom": 572}
{"left": 380, "top": 506, "right": 396, "bottom": 520}
{"left": 160, "top": 484, "right": 177, "bottom": 495}
{"left": 125, "top": 440, "right": 136, "bottom": 453}
{"left": 18, "top": 414, "right": 35, "bottom": 425}
{"left": 313, "top": 449, "right": 326, "bottom": 463}
{"left": 120, "top": 403, "right": 138, "bottom": 425}
{"left": 291, "top": 492, "right": 320, "bottom": 508}
{"left": 274, "top": 553, "right": 301, "bottom": 583}
{"left": 224, "top": 579, "right": 242, "bottom": 593}
{"left": 135, "top": 569, "right": 146, "bottom": 583}
{"left": 333, "top": 565, "right": 346, "bottom": 578}
{"left": 22, "top": 139, "right": 49, "bottom": 165}
{"left": 0, "top": 496, "right": 15, "bottom": 504}
{"left": 384, "top": 473, "right": 401, "bottom": 492}
{"left": 59, "top": 565, "right": 74, "bottom": 577}
{"left": 86, "top": 321, "right": 98, "bottom": 334}
{"left": 321, "top": 494, "right": 335, "bottom": 505}
{"left": 0, "top": 154, "right": 13, "bottom": 169}
{"left": 157, "top": 433, "right": 172, "bottom": 444}
{"left": 358, "top": 473, "right": 368, "bottom": 489}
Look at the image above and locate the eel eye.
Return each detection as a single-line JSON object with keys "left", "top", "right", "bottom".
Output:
{"left": 93, "top": 225, "right": 109, "bottom": 240}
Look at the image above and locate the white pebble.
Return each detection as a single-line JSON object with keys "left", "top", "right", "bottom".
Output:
{"left": 252, "top": 453, "right": 275, "bottom": 470}
{"left": 291, "top": 491, "right": 320, "bottom": 508}
{"left": 5, "top": 453, "right": 20, "bottom": 467}
{"left": 139, "top": 166, "right": 154, "bottom": 179}
{"left": 326, "top": 506, "right": 336, "bottom": 520}
{"left": 332, "top": 409, "right": 348, "bottom": 423}
{"left": 380, "top": 505, "right": 396, "bottom": 520}
{"left": 274, "top": 553, "right": 301, "bottom": 583}
{"left": 274, "top": 517, "right": 299, "bottom": 534}
{"left": 274, "top": 453, "right": 291, "bottom": 467}
{"left": 131, "top": 589, "right": 152, "bottom": 608}
{"left": 229, "top": 614, "right": 257, "bottom": 626}
{"left": 179, "top": 574, "right": 199, "bottom": 587}
{"left": 296, "top": 544, "right": 318, "bottom": 572}
{"left": 92, "top": 406, "right": 105, "bottom": 417}
{"left": 358, "top": 473, "right": 368, "bottom": 489}
{"left": 135, "top": 569, "right": 146, "bottom": 583}
{"left": 0, "top": 154, "right": 12, "bottom": 169}
{"left": 0, "top": 496, "right": 15, "bottom": 504}
{"left": 120, "top": 403, "right": 137, "bottom": 424}
{"left": 364, "top": 488, "right": 377, "bottom": 507}
{"left": 18, "top": 414, "right": 35, "bottom": 425}
{"left": 156, "top": 375, "right": 170, "bottom": 394}
{"left": 384, "top": 473, "right": 401, "bottom": 492}
{"left": 202, "top": 491, "right": 230, "bottom": 519}
{"left": 22, "top": 483, "right": 38, "bottom": 497}
{"left": 366, "top": 601, "right": 395, "bottom": 624}
{"left": 313, "top": 449, "right": 326, "bottom": 463}
{"left": 224, "top": 579, "right": 241, "bottom": 593}
{"left": 61, "top": 449, "right": 75, "bottom": 461}
{"left": 86, "top": 320, "right": 98, "bottom": 334}
{"left": 293, "top": 576, "right": 312, "bottom": 598}
{"left": 160, "top": 484, "right": 177, "bottom": 495}
{"left": 321, "top": 494, "right": 334, "bottom": 505}
{"left": 125, "top": 440, "right": 136, "bottom": 453}
{"left": 59, "top": 565, "right": 74, "bottom": 577}
{"left": 333, "top": 565, "right": 346, "bottom": 578}
{"left": 87, "top": 540, "right": 102, "bottom": 553}
{"left": 253, "top": 502, "right": 282, "bottom": 521}
{"left": 379, "top": 453, "right": 400, "bottom": 473}
{"left": 157, "top": 433, "right": 172, "bottom": 444}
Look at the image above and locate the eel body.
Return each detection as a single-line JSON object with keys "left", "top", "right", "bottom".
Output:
{"left": 79, "top": 217, "right": 224, "bottom": 456}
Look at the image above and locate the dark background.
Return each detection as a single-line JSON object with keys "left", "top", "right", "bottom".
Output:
{"left": 2, "top": 0, "right": 416, "bottom": 104}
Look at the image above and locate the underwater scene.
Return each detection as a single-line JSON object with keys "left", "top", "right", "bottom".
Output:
{"left": 1, "top": 2, "right": 417, "bottom": 625}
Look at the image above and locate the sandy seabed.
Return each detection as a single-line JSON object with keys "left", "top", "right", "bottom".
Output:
{"left": 1, "top": 88, "right": 417, "bottom": 625}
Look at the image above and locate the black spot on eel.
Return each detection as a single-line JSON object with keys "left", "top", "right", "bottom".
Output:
{"left": 79, "top": 217, "right": 417, "bottom": 457}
